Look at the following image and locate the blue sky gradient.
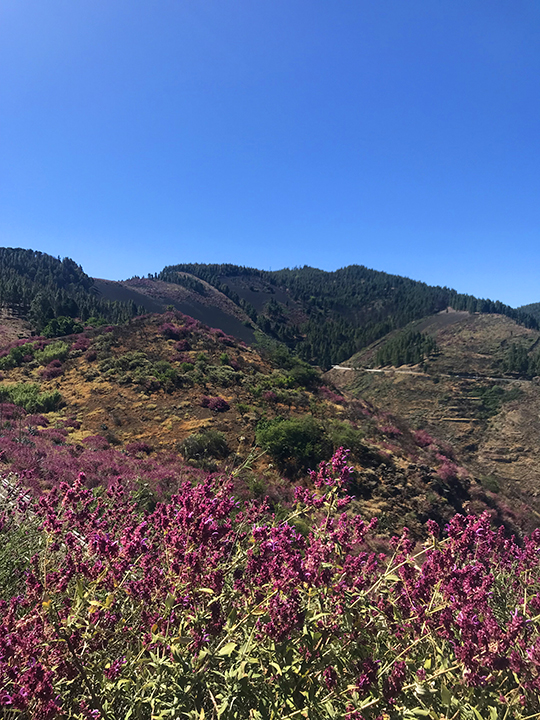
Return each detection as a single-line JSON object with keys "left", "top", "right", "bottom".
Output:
{"left": 1, "top": 1, "right": 539, "bottom": 306}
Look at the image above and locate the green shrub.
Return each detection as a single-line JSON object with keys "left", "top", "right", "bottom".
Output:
{"left": 98, "top": 352, "right": 180, "bottom": 391}
{"left": 34, "top": 341, "right": 70, "bottom": 365}
{"left": 0, "top": 502, "right": 43, "bottom": 600}
{"left": 179, "top": 430, "right": 230, "bottom": 468}
{"left": 256, "top": 416, "right": 331, "bottom": 476}
{"left": 287, "top": 361, "right": 320, "bottom": 389}
{"left": 0, "top": 383, "right": 63, "bottom": 413}
{"left": 250, "top": 371, "right": 295, "bottom": 396}
{"left": 43, "top": 316, "right": 84, "bottom": 338}
{"left": 85, "top": 316, "right": 108, "bottom": 327}
{"left": 205, "top": 366, "right": 243, "bottom": 387}
{"left": 328, "top": 421, "right": 364, "bottom": 454}
{"left": 326, "top": 420, "right": 384, "bottom": 470}
{"left": 0, "top": 343, "right": 36, "bottom": 370}
{"left": 152, "top": 360, "right": 179, "bottom": 388}
{"left": 480, "top": 475, "right": 501, "bottom": 493}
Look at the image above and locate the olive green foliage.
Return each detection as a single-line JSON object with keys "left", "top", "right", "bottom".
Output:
{"left": 132, "top": 481, "right": 159, "bottom": 514}
{"left": 375, "top": 331, "right": 438, "bottom": 367}
{"left": 256, "top": 416, "right": 331, "bottom": 476}
{"left": 92, "top": 332, "right": 115, "bottom": 354}
{"left": 287, "top": 362, "right": 320, "bottom": 388}
{"left": 0, "top": 383, "right": 63, "bottom": 413}
{"left": 179, "top": 430, "right": 229, "bottom": 469}
{"left": 480, "top": 475, "right": 501, "bottom": 493}
{"left": 235, "top": 402, "right": 249, "bottom": 416}
{"left": 0, "top": 500, "right": 43, "bottom": 601}
{"left": 0, "top": 523, "right": 41, "bottom": 601}
{"left": 99, "top": 352, "right": 181, "bottom": 391}
{"left": 249, "top": 362, "right": 319, "bottom": 404}
{"left": 0, "top": 340, "right": 71, "bottom": 370}
{"left": 266, "top": 344, "right": 301, "bottom": 370}
{"left": 205, "top": 365, "right": 244, "bottom": 387}
{"left": 0, "top": 342, "right": 37, "bottom": 370}
{"left": 34, "top": 341, "right": 70, "bottom": 365}
{"left": 251, "top": 371, "right": 294, "bottom": 395}
{"left": 326, "top": 421, "right": 380, "bottom": 465}
{"left": 264, "top": 346, "right": 320, "bottom": 388}
{"left": 85, "top": 316, "right": 109, "bottom": 328}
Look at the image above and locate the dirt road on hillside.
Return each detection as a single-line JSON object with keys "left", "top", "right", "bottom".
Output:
{"left": 331, "top": 366, "right": 531, "bottom": 385}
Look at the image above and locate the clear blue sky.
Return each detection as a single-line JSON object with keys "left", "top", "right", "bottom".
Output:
{"left": 1, "top": 1, "right": 539, "bottom": 306}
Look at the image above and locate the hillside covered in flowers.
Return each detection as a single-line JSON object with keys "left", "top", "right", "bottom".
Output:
{"left": 2, "top": 449, "right": 540, "bottom": 718}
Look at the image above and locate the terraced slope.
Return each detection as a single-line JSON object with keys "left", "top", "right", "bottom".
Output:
{"left": 328, "top": 311, "right": 540, "bottom": 524}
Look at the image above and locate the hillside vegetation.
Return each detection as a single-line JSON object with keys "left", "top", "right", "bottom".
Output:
{"left": 519, "top": 300, "right": 540, "bottom": 322}
{"left": 0, "top": 248, "right": 144, "bottom": 333}
{"left": 0, "top": 309, "right": 508, "bottom": 538}
{"left": 155, "top": 262, "right": 537, "bottom": 367}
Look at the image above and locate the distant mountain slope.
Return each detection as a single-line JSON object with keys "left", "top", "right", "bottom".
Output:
{"left": 329, "top": 310, "right": 540, "bottom": 525}
{"left": 2, "top": 247, "right": 536, "bottom": 373}
{"left": 156, "top": 262, "right": 538, "bottom": 368}
{"left": 0, "top": 247, "right": 143, "bottom": 333}
{"left": 94, "top": 277, "right": 256, "bottom": 344}
{"left": 519, "top": 301, "right": 540, "bottom": 322}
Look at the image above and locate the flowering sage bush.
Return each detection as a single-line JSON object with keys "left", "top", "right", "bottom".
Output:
{"left": 2, "top": 448, "right": 540, "bottom": 718}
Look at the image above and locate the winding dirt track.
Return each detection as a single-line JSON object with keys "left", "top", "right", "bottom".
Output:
{"left": 331, "top": 366, "right": 529, "bottom": 384}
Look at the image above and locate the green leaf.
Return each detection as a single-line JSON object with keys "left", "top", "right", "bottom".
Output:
{"left": 172, "top": 636, "right": 192, "bottom": 645}
{"left": 440, "top": 684, "right": 451, "bottom": 707}
{"left": 324, "top": 701, "right": 337, "bottom": 717}
{"left": 218, "top": 642, "right": 237, "bottom": 656}
{"left": 165, "top": 594, "right": 175, "bottom": 611}
{"left": 76, "top": 578, "right": 84, "bottom": 599}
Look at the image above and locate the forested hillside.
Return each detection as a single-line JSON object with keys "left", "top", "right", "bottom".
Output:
{"left": 519, "top": 301, "right": 540, "bottom": 322}
{"left": 0, "top": 248, "right": 144, "bottom": 332}
{"left": 157, "top": 262, "right": 537, "bottom": 367}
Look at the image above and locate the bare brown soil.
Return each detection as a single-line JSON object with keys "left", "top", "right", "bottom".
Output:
{"left": 0, "top": 308, "right": 33, "bottom": 346}
{"left": 94, "top": 277, "right": 257, "bottom": 344}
